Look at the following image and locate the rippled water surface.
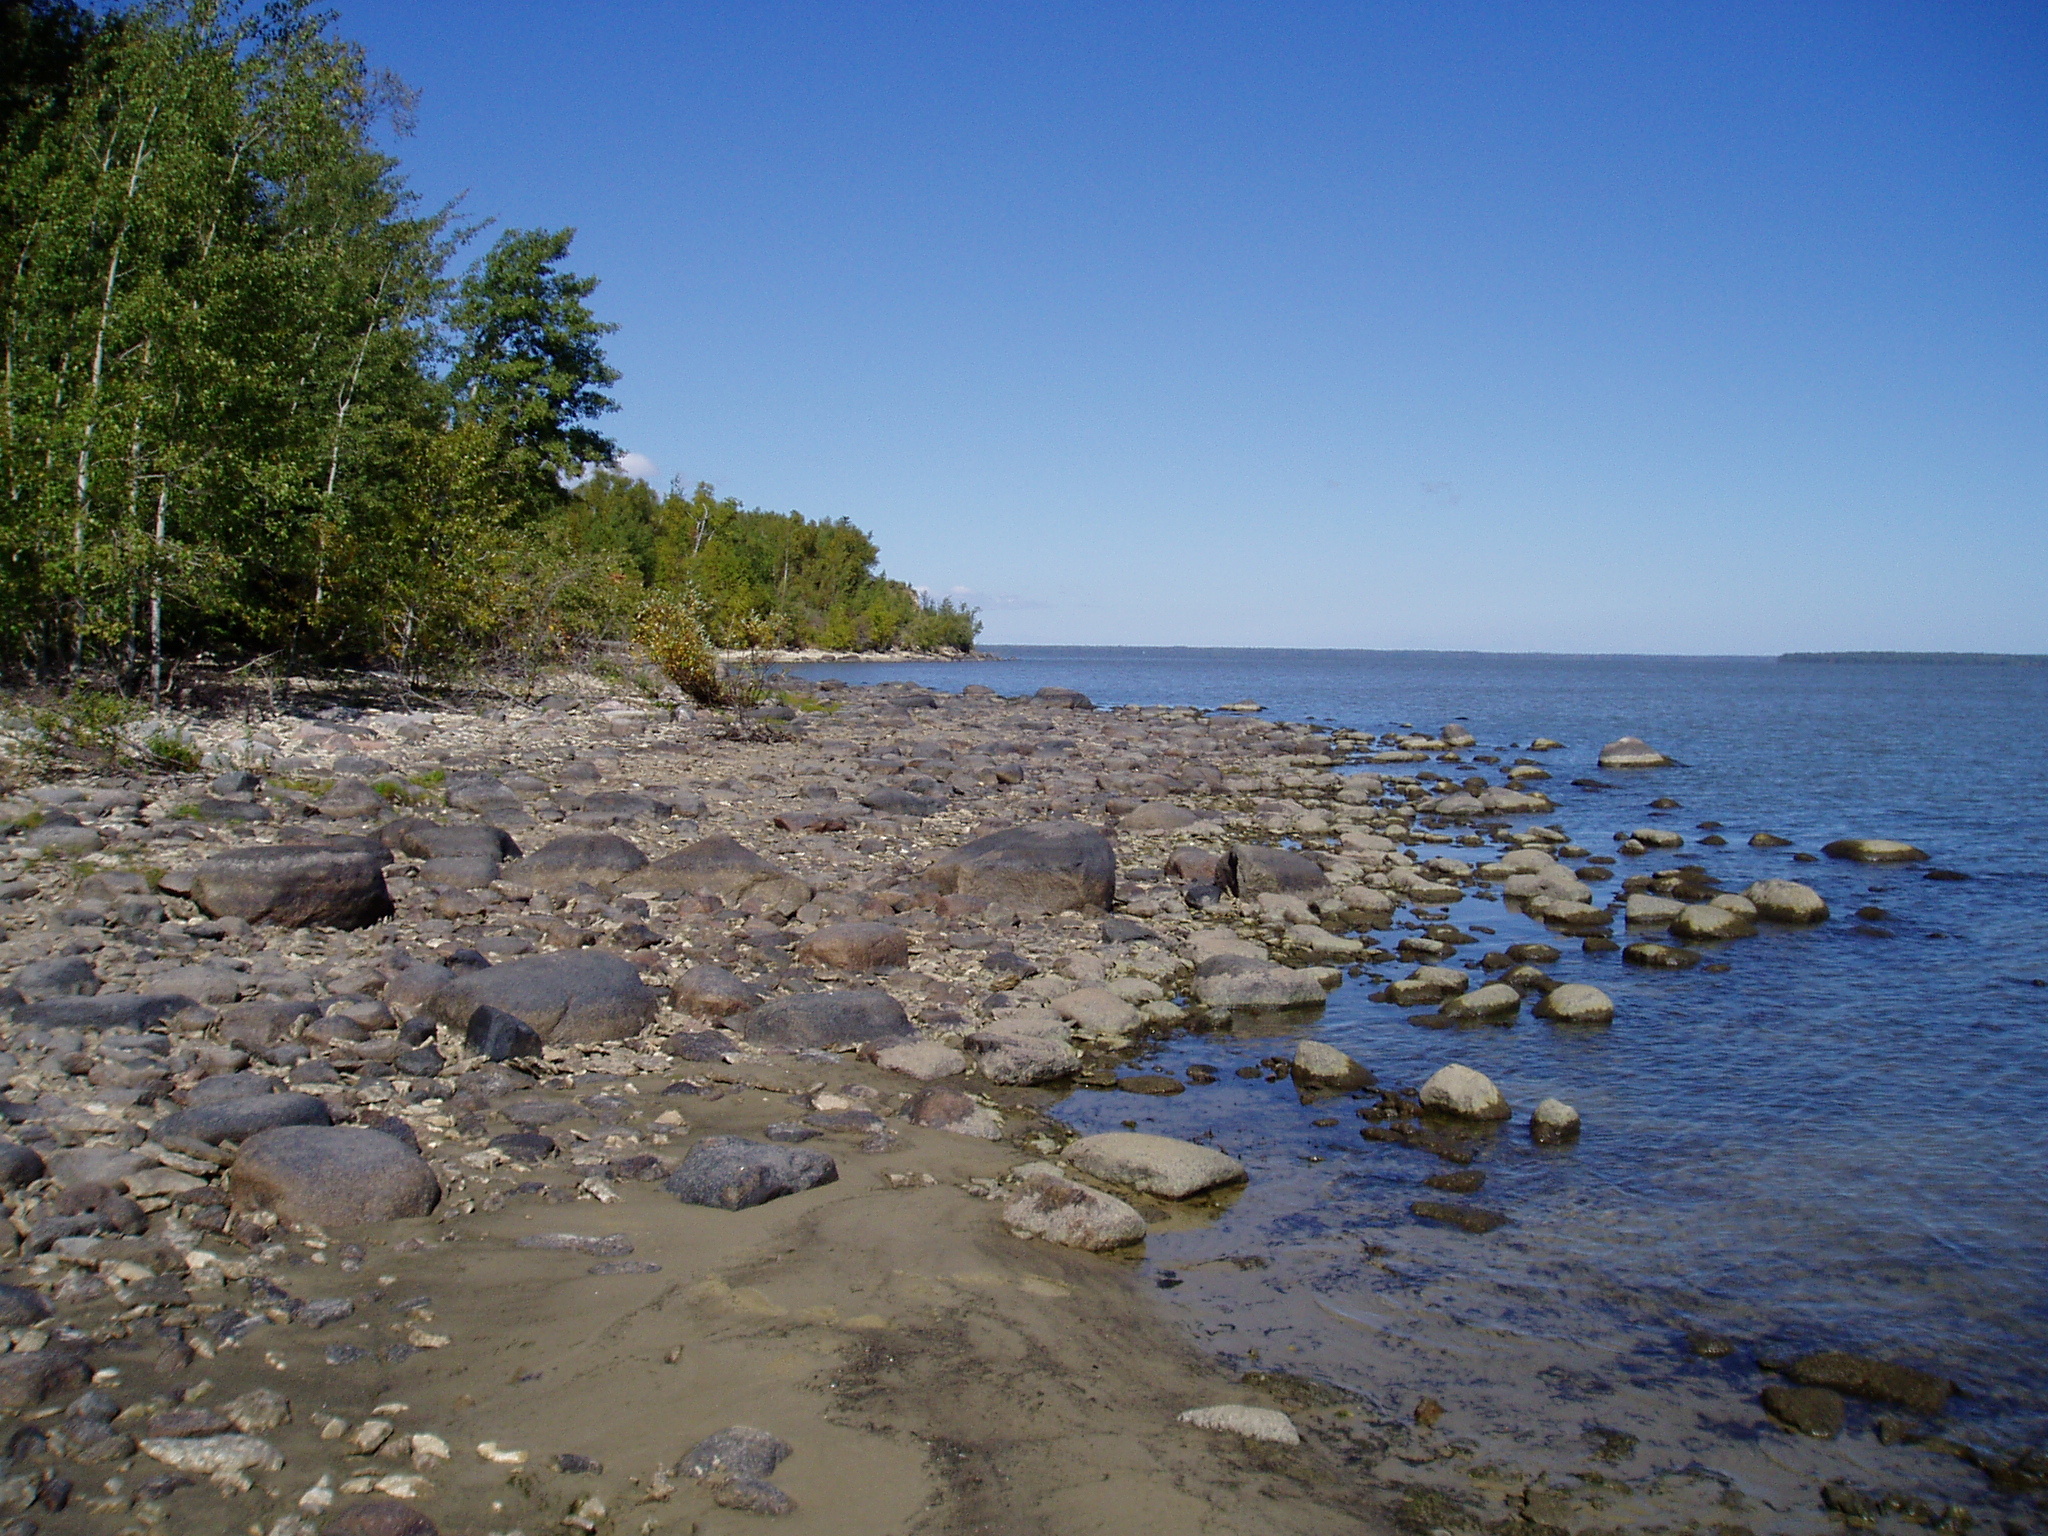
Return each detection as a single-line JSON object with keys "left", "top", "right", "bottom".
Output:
{"left": 794, "top": 648, "right": 2048, "bottom": 1448}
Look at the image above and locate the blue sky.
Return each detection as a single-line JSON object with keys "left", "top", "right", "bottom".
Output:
{"left": 336, "top": 1, "right": 2046, "bottom": 652}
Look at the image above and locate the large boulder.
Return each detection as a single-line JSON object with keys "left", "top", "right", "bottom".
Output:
{"left": 1064, "top": 1132, "right": 1246, "bottom": 1199}
{"left": 923, "top": 821, "right": 1115, "bottom": 914}
{"left": 1193, "top": 960, "right": 1325, "bottom": 1009}
{"left": 1744, "top": 879, "right": 1829, "bottom": 923}
{"left": 1438, "top": 982, "right": 1522, "bottom": 1020}
{"left": 1224, "top": 844, "right": 1328, "bottom": 897}
{"left": 663, "top": 1136, "right": 837, "bottom": 1210}
{"left": 1002, "top": 1166, "right": 1145, "bottom": 1250}
{"left": 639, "top": 836, "right": 811, "bottom": 911}
{"left": 154, "top": 1091, "right": 332, "bottom": 1146}
{"left": 731, "top": 990, "right": 913, "bottom": 1051}
{"left": 389, "top": 820, "right": 520, "bottom": 862}
{"left": 10, "top": 992, "right": 193, "bottom": 1032}
{"left": 500, "top": 832, "right": 648, "bottom": 890}
{"left": 231, "top": 1125, "right": 440, "bottom": 1228}
{"left": 1292, "top": 1040, "right": 1373, "bottom": 1087}
{"left": 1420, "top": 1063, "right": 1510, "bottom": 1120}
{"left": 424, "top": 951, "right": 660, "bottom": 1044}
{"left": 1597, "top": 736, "right": 1674, "bottom": 768}
{"left": 189, "top": 845, "right": 391, "bottom": 929}
{"left": 669, "top": 965, "right": 762, "bottom": 1018}
{"left": 0, "top": 1351, "right": 91, "bottom": 1411}
{"left": 1671, "top": 903, "right": 1756, "bottom": 942}
{"left": 965, "top": 1029, "right": 1079, "bottom": 1085}
{"left": 797, "top": 922, "right": 910, "bottom": 972}
{"left": 1120, "top": 802, "right": 1202, "bottom": 832}
{"left": 1532, "top": 983, "right": 1614, "bottom": 1025}
{"left": 13, "top": 955, "right": 98, "bottom": 998}
{"left": 1822, "top": 838, "right": 1928, "bottom": 864}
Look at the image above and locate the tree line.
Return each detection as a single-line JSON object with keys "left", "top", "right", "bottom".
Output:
{"left": 0, "top": 0, "right": 977, "bottom": 693}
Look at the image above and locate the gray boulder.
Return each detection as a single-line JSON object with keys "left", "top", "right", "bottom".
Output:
{"left": 424, "top": 951, "right": 660, "bottom": 1044}
{"left": 923, "top": 821, "right": 1115, "bottom": 914}
{"left": 1120, "top": 801, "right": 1202, "bottom": 831}
{"left": 1193, "top": 961, "right": 1325, "bottom": 1009}
{"left": 231, "top": 1125, "right": 440, "bottom": 1229}
{"left": 389, "top": 820, "right": 520, "bottom": 863}
{"left": 731, "top": 990, "right": 913, "bottom": 1052}
{"left": 318, "top": 777, "right": 389, "bottom": 819}
{"left": 1597, "top": 736, "right": 1674, "bottom": 768}
{"left": 189, "top": 845, "right": 392, "bottom": 929}
{"left": 664, "top": 1136, "right": 837, "bottom": 1210}
{"left": 1064, "top": 1132, "right": 1246, "bottom": 1198}
{"left": 1744, "top": 879, "right": 1829, "bottom": 923}
{"left": 500, "top": 831, "right": 648, "bottom": 890}
{"left": 1224, "top": 844, "right": 1328, "bottom": 897}
{"left": 13, "top": 955, "right": 98, "bottom": 998}
{"left": 0, "top": 1141, "right": 44, "bottom": 1189}
{"left": 1420, "top": 1063, "right": 1510, "bottom": 1120}
{"left": 1532, "top": 983, "right": 1614, "bottom": 1024}
{"left": 640, "top": 835, "right": 811, "bottom": 912}
{"left": 155, "top": 1091, "right": 332, "bottom": 1146}
{"left": 1292, "top": 1040, "right": 1373, "bottom": 1087}
{"left": 1002, "top": 1166, "right": 1145, "bottom": 1250}
{"left": 10, "top": 992, "right": 193, "bottom": 1032}
{"left": 965, "top": 1029, "right": 1079, "bottom": 1085}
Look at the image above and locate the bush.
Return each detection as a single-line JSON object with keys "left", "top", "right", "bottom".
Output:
{"left": 144, "top": 731, "right": 202, "bottom": 771}
{"left": 26, "top": 690, "right": 141, "bottom": 770}
{"left": 635, "top": 589, "right": 729, "bottom": 706}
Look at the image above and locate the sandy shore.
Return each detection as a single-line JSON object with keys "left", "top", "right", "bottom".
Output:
{"left": 0, "top": 674, "right": 2026, "bottom": 1535}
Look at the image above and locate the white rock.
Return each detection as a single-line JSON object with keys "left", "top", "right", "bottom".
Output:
{"left": 1291, "top": 1040, "right": 1370, "bottom": 1086}
{"left": 1193, "top": 965, "right": 1327, "bottom": 1009}
{"left": 1598, "top": 736, "right": 1674, "bottom": 768}
{"left": 1002, "top": 1167, "right": 1147, "bottom": 1250}
{"left": 1052, "top": 986, "right": 1142, "bottom": 1039}
{"left": 1177, "top": 1404, "right": 1300, "bottom": 1445}
{"left": 1743, "top": 879, "right": 1829, "bottom": 924}
{"left": 1419, "top": 1063, "right": 1510, "bottom": 1121}
{"left": 871, "top": 1040, "right": 968, "bottom": 1082}
{"left": 1064, "top": 1132, "right": 1246, "bottom": 1199}
{"left": 1625, "top": 893, "right": 1686, "bottom": 925}
{"left": 140, "top": 1434, "right": 284, "bottom": 1474}
{"left": 1533, "top": 983, "right": 1614, "bottom": 1025}
{"left": 1439, "top": 982, "right": 1521, "bottom": 1020}
{"left": 1531, "top": 1098, "right": 1581, "bottom": 1145}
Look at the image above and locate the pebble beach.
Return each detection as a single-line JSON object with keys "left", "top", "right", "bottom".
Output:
{"left": 0, "top": 663, "right": 2038, "bottom": 1536}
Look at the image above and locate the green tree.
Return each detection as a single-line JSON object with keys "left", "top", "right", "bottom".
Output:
{"left": 446, "top": 227, "right": 618, "bottom": 510}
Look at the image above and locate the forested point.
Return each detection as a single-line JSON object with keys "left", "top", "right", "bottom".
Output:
{"left": 0, "top": 0, "right": 976, "bottom": 697}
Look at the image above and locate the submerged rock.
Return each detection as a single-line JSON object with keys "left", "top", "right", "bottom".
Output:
{"left": 1822, "top": 838, "right": 1929, "bottom": 864}
{"left": 1761, "top": 1383, "right": 1844, "bottom": 1438}
{"left": 1291, "top": 1040, "right": 1373, "bottom": 1087}
{"left": 1743, "top": 878, "right": 1828, "bottom": 923}
{"left": 1598, "top": 736, "right": 1674, "bottom": 768}
{"left": 1783, "top": 1351, "right": 1953, "bottom": 1414}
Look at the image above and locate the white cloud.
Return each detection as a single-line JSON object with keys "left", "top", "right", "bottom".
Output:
{"left": 614, "top": 450, "right": 659, "bottom": 482}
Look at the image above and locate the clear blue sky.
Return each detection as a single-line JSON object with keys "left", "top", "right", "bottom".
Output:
{"left": 336, "top": 0, "right": 2045, "bottom": 653}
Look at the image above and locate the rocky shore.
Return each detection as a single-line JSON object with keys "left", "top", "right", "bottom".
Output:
{"left": 0, "top": 673, "right": 2028, "bottom": 1536}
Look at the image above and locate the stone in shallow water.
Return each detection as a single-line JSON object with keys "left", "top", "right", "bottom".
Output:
{"left": 1410, "top": 1200, "right": 1508, "bottom": 1234}
{"left": 1761, "top": 1383, "right": 1844, "bottom": 1438}
{"left": 1419, "top": 1063, "right": 1509, "bottom": 1120}
{"left": 1001, "top": 1167, "right": 1146, "bottom": 1251}
{"left": 1822, "top": 838, "right": 1928, "bottom": 864}
{"left": 1783, "top": 1351, "right": 1953, "bottom": 1414}
{"left": 1064, "top": 1132, "right": 1245, "bottom": 1199}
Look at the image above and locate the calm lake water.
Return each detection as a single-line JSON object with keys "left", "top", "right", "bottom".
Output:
{"left": 792, "top": 647, "right": 2048, "bottom": 1453}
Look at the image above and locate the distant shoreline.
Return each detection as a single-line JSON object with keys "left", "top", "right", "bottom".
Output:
{"left": 1778, "top": 651, "right": 2048, "bottom": 666}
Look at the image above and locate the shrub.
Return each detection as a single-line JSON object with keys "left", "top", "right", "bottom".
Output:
{"left": 144, "top": 731, "right": 202, "bottom": 771}
{"left": 635, "top": 588, "right": 730, "bottom": 706}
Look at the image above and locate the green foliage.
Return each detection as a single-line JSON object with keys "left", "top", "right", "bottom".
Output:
{"left": 0, "top": 1, "right": 964, "bottom": 684}
{"left": 26, "top": 687, "right": 139, "bottom": 767}
{"left": 568, "top": 472, "right": 980, "bottom": 653}
{"left": 634, "top": 587, "right": 729, "bottom": 706}
{"left": 142, "top": 728, "right": 200, "bottom": 769}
